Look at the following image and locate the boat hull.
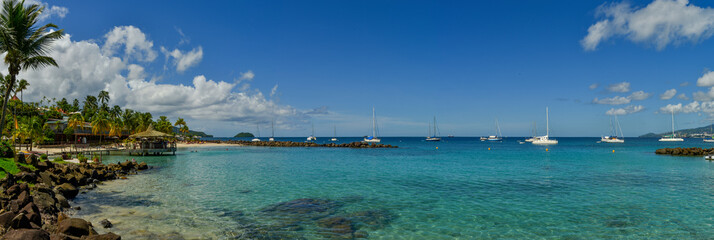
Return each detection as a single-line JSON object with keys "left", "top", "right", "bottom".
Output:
{"left": 363, "top": 138, "right": 381, "bottom": 143}
{"left": 426, "top": 137, "right": 441, "bottom": 141}
{"left": 532, "top": 140, "right": 558, "bottom": 145}
{"left": 601, "top": 138, "right": 624, "bottom": 143}
{"left": 658, "top": 138, "right": 684, "bottom": 142}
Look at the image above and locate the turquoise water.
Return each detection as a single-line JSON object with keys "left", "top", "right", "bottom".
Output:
{"left": 73, "top": 137, "right": 714, "bottom": 239}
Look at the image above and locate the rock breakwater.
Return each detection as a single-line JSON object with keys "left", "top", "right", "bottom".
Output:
{"left": 654, "top": 147, "right": 714, "bottom": 156}
{"left": 212, "top": 140, "right": 398, "bottom": 148}
{"left": 0, "top": 158, "right": 150, "bottom": 239}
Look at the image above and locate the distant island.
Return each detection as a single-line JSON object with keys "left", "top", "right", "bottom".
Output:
{"left": 172, "top": 126, "right": 213, "bottom": 138}
{"left": 234, "top": 132, "right": 255, "bottom": 137}
{"left": 638, "top": 124, "right": 714, "bottom": 138}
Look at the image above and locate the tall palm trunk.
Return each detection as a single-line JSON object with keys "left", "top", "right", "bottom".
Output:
{"left": 0, "top": 74, "right": 15, "bottom": 136}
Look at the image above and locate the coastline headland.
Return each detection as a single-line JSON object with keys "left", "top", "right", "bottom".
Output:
{"left": 205, "top": 140, "right": 398, "bottom": 148}
{"left": 655, "top": 147, "right": 714, "bottom": 156}
{"left": 0, "top": 155, "right": 149, "bottom": 239}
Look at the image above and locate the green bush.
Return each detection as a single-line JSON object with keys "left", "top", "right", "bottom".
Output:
{"left": 77, "top": 153, "right": 88, "bottom": 163}
{"left": 53, "top": 157, "right": 62, "bottom": 162}
{"left": 40, "top": 154, "right": 48, "bottom": 160}
{"left": 0, "top": 140, "right": 13, "bottom": 158}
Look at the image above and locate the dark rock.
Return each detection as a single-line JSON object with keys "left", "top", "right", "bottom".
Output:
{"left": 6, "top": 184, "right": 20, "bottom": 196}
{"left": 0, "top": 211, "right": 17, "bottom": 228}
{"left": 20, "top": 202, "right": 40, "bottom": 215}
{"left": 11, "top": 212, "right": 31, "bottom": 229}
{"left": 17, "top": 190, "right": 31, "bottom": 207}
{"left": 3, "top": 229, "right": 50, "bottom": 240}
{"left": 73, "top": 206, "right": 81, "bottom": 210}
{"left": 54, "top": 183, "right": 78, "bottom": 199}
{"left": 56, "top": 218, "right": 93, "bottom": 237}
{"left": 137, "top": 162, "right": 148, "bottom": 170}
{"left": 99, "top": 219, "right": 112, "bottom": 228}
{"left": 55, "top": 194, "right": 70, "bottom": 209}
{"left": 84, "top": 232, "right": 121, "bottom": 240}
{"left": 317, "top": 216, "right": 355, "bottom": 237}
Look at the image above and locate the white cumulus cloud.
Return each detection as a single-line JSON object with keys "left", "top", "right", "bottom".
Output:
{"left": 606, "top": 105, "right": 645, "bottom": 115}
{"left": 102, "top": 26, "right": 157, "bottom": 62}
{"left": 593, "top": 96, "right": 631, "bottom": 105}
{"left": 161, "top": 46, "right": 203, "bottom": 73}
{"left": 697, "top": 70, "right": 714, "bottom": 86}
{"left": 677, "top": 93, "right": 689, "bottom": 100}
{"left": 660, "top": 101, "right": 701, "bottom": 114}
{"left": 660, "top": 89, "right": 677, "bottom": 100}
{"left": 0, "top": 27, "right": 304, "bottom": 136}
{"left": 629, "top": 90, "right": 651, "bottom": 100}
{"left": 589, "top": 83, "right": 599, "bottom": 90}
{"left": 607, "top": 82, "right": 630, "bottom": 93}
{"left": 582, "top": 0, "right": 714, "bottom": 51}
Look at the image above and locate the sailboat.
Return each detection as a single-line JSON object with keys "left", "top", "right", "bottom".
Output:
{"left": 426, "top": 116, "right": 441, "bottom": 141}
{"left": 601, "top": 115, "right": 624, "bottom": 143}
{"left": 307, "top": 122, "right": 317, "bottom": 141}
{"left": 269, "top": 119, "right": 275, "bottom": 142}
{"left": 487, "top": 118, "right": 503, "bottom": 141}
{"left": 532, "top": 107, "right": 558, "bottom": 145}
{"left": 252, "top": 124, "right": 261, "bottom": 142}
{"left": 331, "top": 125, "right": 338, "bottom": 142}
{"left": 525, "top": 122, "right": 537, "bottom": 142}
{"left": 659, "top": 109, "right": 684, "bottom": 142}
{"left": 363, "top": 107, "right": 381, "bottom": 143}
{"left": 705, "top": 123, "right": 714, "bottom": 142}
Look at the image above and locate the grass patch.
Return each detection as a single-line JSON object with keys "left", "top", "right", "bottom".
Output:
{"left": 0, "top": 157, "right": 37, "bottom": 179}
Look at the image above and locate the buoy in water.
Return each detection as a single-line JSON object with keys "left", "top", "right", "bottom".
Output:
{"left": 436, "top": 147, "right": 438, "bottom": 150}
{"left": 546, "top": 148, "right": 549, "bottom": 152}
{"left": 612, "top": 150, "right": 615, "bottom": 153}
{"left": 488, "top": 148, "right": 491, "bottom": 150}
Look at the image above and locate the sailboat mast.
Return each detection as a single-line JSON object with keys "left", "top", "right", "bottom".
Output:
{"left": 433, "top": 116, "right": 437, "bottom": 137}
{"left": 372, "top": 107, "right": 376, "bottom": 137}
{"left": 546, "top": 107, "right": 550, "bottom": 136}
{"left": 334, "top": 125, "right": 336, "bottom": 137}
{"left": 271, "top": 120, "right": 275, "bottom": 137}
{"left": 312, "top": 122, "right": 315, "bottom": 136}
{"left": 671, "top": 110, "right": 675, "bottom": 137}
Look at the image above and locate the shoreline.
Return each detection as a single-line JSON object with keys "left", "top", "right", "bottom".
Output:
{"left": 0, "top": 154, "right": 149, "bottom": 239}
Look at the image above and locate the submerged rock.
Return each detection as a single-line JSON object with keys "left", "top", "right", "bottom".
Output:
{"left": 99, "top": 219, "right": 113, "bottom": 228}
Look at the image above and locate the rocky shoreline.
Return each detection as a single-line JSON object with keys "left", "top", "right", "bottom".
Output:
{"left": 654, "top": 147, "right": 714, "bottom": 156}
{"left": 209, "top": 140, "right": 398, "bottom": 148}
{"left": 0, "top": 155, "right": 149, "bottom": 239}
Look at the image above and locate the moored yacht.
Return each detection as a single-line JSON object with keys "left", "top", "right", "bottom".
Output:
{"left": 532, "top": 107, "right": 558, "bottom": 145}
{"left": 659, "top": 110, "right": 683, "bottom": 142}
{"left": 363, "top": 107, "right": 381, "bottom": 143}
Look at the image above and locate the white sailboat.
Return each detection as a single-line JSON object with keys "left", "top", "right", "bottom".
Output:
{"left": 331, "top": 125, "right": 338, "bottom": 142}
{"left": 601, "top": 115, "right": 624, "bottom": 143}
{"left": 532, "top": 107, "right": 558, "bottom": 145}
{"left": 525, "top": 122, "right": 537, "bottom": 142}
{"left": 487, "top": 118, "right": 503, "bottom": 141}
{"left": 426, "top": 116, "right": 441, "bottom": 141}
{"left": 307, "top": 122, "right": 317, "bottom": 141}
{"left": 269, "top": 119, "right": 275, "bottom": 142}
{"left": 252, "top": 124, "right": 261, "bottom": 142}
{"left": 659, "top": 110, "right": 684, "bottom": 142}
{"left": 704, "top": 122, "right": 714, "bottom": 142}
{"left": 363, "top": 107, "right": 381, "bottom": 143}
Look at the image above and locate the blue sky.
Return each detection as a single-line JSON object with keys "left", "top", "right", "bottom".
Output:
{"left": 20, "top": 0, "right": 714, "bottom": 137}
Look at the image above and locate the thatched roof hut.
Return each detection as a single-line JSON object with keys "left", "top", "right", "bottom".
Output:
{"left": 129, "top": 125, "right": 172, "bottom": 138}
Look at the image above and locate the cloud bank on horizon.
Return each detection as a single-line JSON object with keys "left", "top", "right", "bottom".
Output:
{"left": 0, "top": 24, "right": 308, "bottom": 134}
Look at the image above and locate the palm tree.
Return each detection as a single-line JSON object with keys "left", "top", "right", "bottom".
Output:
{"left": 15, "top": 79, "right": 26, "bottom": 101}
{"left": 90, "top": 112, "right": 111, "bottom": 144}
{"left": 67, "top": 113, "right": 84, "bottom": 142}
{"left": 156, "top": 116, "right": 172, "bottom": 134}
{"left": 108, "top": 117, "right": 123, "bottom": 137}
{"left": 180, "top": 125, "right": 189, "bottom": 136}
{"left": 98, "top": 90, "right": 109, "bottom": 112}
{"left": 0, "top": 0, "right": 64, "bottom": 136}
{"left": 174, "top": 117, "right": 186, "bottom": 137}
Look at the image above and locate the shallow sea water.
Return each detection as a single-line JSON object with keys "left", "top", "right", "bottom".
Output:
{"left": 72, "top": 137, "right": 714, "bottom": 239}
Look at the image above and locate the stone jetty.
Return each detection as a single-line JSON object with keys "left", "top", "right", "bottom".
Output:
{"left": 655, "top": 147, "right": 714, "bottom": 156}
{"left": 0, "top": 154, "right": 149, "bottom": 239}
{"left": 212, "top": 140, "right": 398, "bottom": 148}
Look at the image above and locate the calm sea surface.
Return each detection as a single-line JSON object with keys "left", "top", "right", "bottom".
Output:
{"left": 72, "top": 137, "right": 714, "bottom": 239}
